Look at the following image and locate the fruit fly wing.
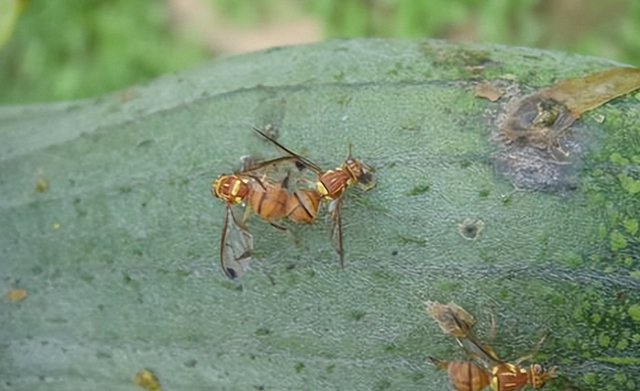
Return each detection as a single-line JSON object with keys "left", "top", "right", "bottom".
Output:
{"left": 328, "top": 197, "right": 344, "bottom": 268}
{"left": 240, "top": 155, "right": 302, "bottom": 176}
{"left": 253, "top": 126, "right": 324, "bottom": 174}
{"left": 425, "top": 301, "right": 477, "bottom": 338}
{"left": 220, "top": 206, "right": 254, "bottom": 279}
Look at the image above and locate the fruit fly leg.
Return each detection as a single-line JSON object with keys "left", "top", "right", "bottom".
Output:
{"left": 513, "top": 331, "right": 551, "bottom": 366}
{"left": 328, "top": 197, "right": 344, "bottom": 268}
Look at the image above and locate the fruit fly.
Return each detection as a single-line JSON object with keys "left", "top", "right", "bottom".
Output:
{"left": 460, "top": 333, "right": 556, "bottom": 391}
{"left": 426, "top": 301, "right": 557, "bottom": 391}
{"left": 253, "top": 127, "right": 376, "bottom": 267}
{"left": 211, "top": 156, "right": 298, "bottom": 279}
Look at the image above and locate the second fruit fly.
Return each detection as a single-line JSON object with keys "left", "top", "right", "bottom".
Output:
{"left": 254, "top": 127, "right": 376, "bottom": 268}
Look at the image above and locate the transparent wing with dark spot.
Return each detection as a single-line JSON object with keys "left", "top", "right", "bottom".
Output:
{"left": 328, "top": 197, "right": 344, "bottom": 268}
{"left": 425, "top": 301, "right": 477, "bottom": 338}
{"left": 220, "top": 206, "right": 253, "bottom": 279}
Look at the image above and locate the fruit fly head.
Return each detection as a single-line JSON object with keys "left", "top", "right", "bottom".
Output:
{"left": 342, "top": 144, "right": 376, "bottom": 191}
{"left": 527, "top": 364, "right": 556, "bottom": 388}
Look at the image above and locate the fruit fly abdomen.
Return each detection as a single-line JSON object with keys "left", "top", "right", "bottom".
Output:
{"left": 247, "top": 179, "right": 288, "bottom": 221}
{"left": 287, "top": 189, "right": 322, "bottom": 223}
{"left": 212, "top": 174, "right": 251, "bottom": 204}
{"left": 431, "top": 357, "right": 490, "bottom": 391}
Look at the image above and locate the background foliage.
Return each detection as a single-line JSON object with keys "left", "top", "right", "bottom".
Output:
{"left": 1, "top": 0, "right": 639, "bottom": 104}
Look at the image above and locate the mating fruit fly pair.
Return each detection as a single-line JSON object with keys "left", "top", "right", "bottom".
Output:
{"left": 425, "top": 301, "right": 556, "bottom": 391}
{"left": 211, "top": 127, "right": 375, "bottom": 279}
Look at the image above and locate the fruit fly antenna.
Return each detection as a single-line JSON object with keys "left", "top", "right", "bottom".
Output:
{"left": 347, "top": 143, "right": 354, "bottom": 161}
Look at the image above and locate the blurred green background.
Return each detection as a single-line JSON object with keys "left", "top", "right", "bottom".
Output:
{"left": 1, "top": 0, "right": 639, "bottom": 104}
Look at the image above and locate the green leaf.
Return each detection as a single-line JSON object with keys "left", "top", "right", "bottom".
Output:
{"left": 1, "top": 39, "right": 640, "bottom": 391}
{"left": 618, "top": 174, "right": 640, "bottom": 195}
{"left": 0, "top": 0, "right": 25, "bottom": 50}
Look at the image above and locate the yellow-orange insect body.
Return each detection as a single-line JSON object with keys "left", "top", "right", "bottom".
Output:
{"left": 317, "top": 168, "right": 351, "bottom": 199}
{"left": 426, "top": 301, "right": 557, "bottom": 391}
{"left": 247, "top": 180, "right": 288, "bottom": 222}
{"left": 431, "top": 357, "right": 490, "bottom": 391}
{"left": 491, "top": 363, "right": 554, "bottom": 391}
{"left": 211, "top": 156, "right": 300, "bottom": 279}
{"left": 253, "top": 126, "right": 376, "bottom": 268}
{"left": 212, "top": 174, "right": 251, "bottom": 204}
{"left": 287, "top": 188, "right": 322, "bottom": 224}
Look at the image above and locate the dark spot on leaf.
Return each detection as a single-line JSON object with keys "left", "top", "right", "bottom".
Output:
{"left": 395, "top": 235, "right": 426, "bottom": 247}
{"left": 391, "top": 250, "right": 398, "bottom": 256}
{"left": 95, "top": 350, "right": 111, "bottom": 359}
{"left": 478, "top": 189, "right": 490, "bottom": 198}
{"left": 184, "top": 359, "right": 197, "bottom": 368}
{"left": 119, "top": 186, "right": 132, "bottom": 193}
{"left": 294, "top": 362, "right": 305, "bottom": 373}
{"left": 136, "top": 139, "right": 155, "bottom": 149}
{"left": 79, "top": 273, "right": 94, "bottom": 283}
{"left": 405, "top": 184, "right": 430, "bottom": 196}
{"left": 255, "top": 328, "right": 271, "bottom": 336}
{"left": 383, "top": 345, "right": 398, "bottom": 353}
{"left": 373, "top": 379, "right": 392, "bottom": 391}
{"left": 45, "top": 318, "right": 68, "bottom": 324}
{"left": 347, "top": 310, "right": 366, "bottom": 321}
{"left": 326, "top": 364, "right": 335, "bottom": 373}
{"left": 457, "top": 219, "right": 484, "bottom": 240}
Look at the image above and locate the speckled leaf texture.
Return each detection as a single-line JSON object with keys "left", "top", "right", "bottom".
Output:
{"left": 1, "top": 39, "right": 639, "bottom": 391}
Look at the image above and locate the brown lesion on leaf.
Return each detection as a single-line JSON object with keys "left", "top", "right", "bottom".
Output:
{"left": 457, "top": 218, "right": 485, "bottom": 241}
{"left": 500, "top": 94, "right": 576, "bottom": 152}
{"left": 487, "top": 67, "right": 640, "bottom": 192}
{"left": 473, "top": 80, "right": 508, "bottom": 102}
{"left": 490, "top": 84, "right": 581, "bottom": 192}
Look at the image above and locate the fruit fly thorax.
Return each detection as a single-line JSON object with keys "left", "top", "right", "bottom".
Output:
{"left": 212, "top": 174, "right": 251, "bottom": 204}
{"left": 316, "top": 169, "right": 351, "bottom": 199}
{"left": 490, "top": 363, "right": 529, "bottom": 391}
